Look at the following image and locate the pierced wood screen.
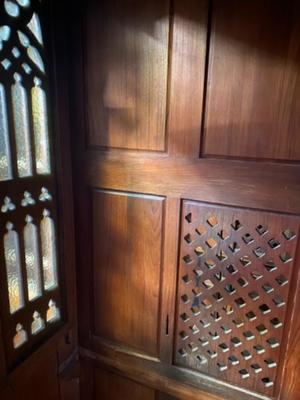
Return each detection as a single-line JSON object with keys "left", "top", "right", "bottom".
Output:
{"left": 175, "top": 200, "right": 299, "bottom": 396}
{"left": 0, "top": 0, "right": 62, "bottom": 369}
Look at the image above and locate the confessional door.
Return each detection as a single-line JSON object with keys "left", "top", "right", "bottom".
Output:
{"left": 0, "top": 2, "right": 77, "bottom": 399}
{"left": 71, "top": 0, "right": 300, "bottom": 399}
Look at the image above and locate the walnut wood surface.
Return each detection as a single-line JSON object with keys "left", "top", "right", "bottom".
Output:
{"left": 92, "top": 190, "right": 164, "bottom": 356}
{"left": 85, "top": 0, "right": 170, "bottom": 151}
{"left": 204, "top": 0, "right": 300, "bottom": 161}
{"left": 70, "top": 0, "right": 300, "bottom": 399}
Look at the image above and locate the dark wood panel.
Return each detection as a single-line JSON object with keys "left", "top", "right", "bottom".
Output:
{"left": 85, "top": 0, "right": 170, "bottom": 151}
{"left": 167, "top": 0, "right": 208, "bottom": 157}
{"left": 51, "top": 0, "right": 79, "bottom": 367}
{"left": 59, "top": 353, "right": 80, "bottom": 400}
{"left": 94, "top": 368, "right": 156, "bottom": 400}
{"left": 92, "top": 190, "right": 164, "bottom": 356}
{"left": 85, "top": 153, "right": 300, "bottom": 215}
{"left": 204, "top": 0, "right": 300, "bottom": 161}
{"left": 79, "top": 356, "right": 94, "bottom": 400}
{"left": 2, "top": 352, "right": 60, "bottom": 400}
{"left": 18, "top": 353, "right": 60, "bottom": 400}
{"left": 0, "top": 322, "right": 5, "bottom": 385}
{"left": 59, "top": 378, "right": 80, "bottom": 400}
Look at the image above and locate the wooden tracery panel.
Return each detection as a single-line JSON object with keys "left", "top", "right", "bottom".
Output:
{"left": 175, "top": 200, "right": 299, "bottom": 396}
{"left": 0, "top": 0, "right": 63, "bottom": 369}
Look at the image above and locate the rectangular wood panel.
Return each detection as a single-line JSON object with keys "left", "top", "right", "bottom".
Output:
{"left": 85, "top": 0, "right": 170, "bottom": 151}
{"left": 203, "top": 0, "right": 300, "bottom": 160}
{"left": 92, "top": 190, "right": 164, "bottom": 356}
{"left": 167, "top": 0, "right": 208, "bottom": 157}
{"left": 94, "top": 369, "right": 156, "bottom": 400}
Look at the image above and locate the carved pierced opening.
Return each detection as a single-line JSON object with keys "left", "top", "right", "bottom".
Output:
{"left": 46, "top": 299, "right": 60, "bottom": 323}
{"left": 1, "top": 196, "right": 15, "bottom": 212}
{"left": 12, "top": 300, "right": 61, "bottom": 349}
{"left": 31, "top": 311, "right": 45, "bottom": 335}
{"left": 13, "top": 323, "right": 27, "bottom": 349}
{"left": 175, "top": 202, "right": 298, "bottom": 396}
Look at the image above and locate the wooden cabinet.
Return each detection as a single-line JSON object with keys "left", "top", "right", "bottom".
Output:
{"left": 2, "top": 0, "right": 300, "bottom": 399}
{"left": 71, "top": 0, "right": 300, "bottom": 399}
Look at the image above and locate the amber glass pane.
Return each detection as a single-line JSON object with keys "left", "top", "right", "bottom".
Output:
{"left": 31, "top": 78, "right": 51, "bottom": 174}
{"left": 40, "top": 210, "right": 57, "bottom": 290}
{"left": 24, "top": 215, "right": 42, "bottom": 301}
{"left": 11, "top": 73, "right": 32, "bottom": 177}
{"left": 4, "top": 222, "right": 24, "bottom": 313}
{"left": 46, "top": 299, "right": 60, "bottom": 323}
{"left": 0, "top": 84, "right": 12, "bottom": 181}
{"left": 13, "top": 323, "right": 27, "bottom": 349}
{"left": 31, "top": 311, "right": 45, "bottom": 335}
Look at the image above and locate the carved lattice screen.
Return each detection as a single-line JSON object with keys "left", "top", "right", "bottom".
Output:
{"left": 175, "top": 200, "right": 299, "bottom": 396}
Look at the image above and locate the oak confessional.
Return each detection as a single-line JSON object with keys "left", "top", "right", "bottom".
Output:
{"left": 0, "top": 1, "right": 300, "bottom": 400}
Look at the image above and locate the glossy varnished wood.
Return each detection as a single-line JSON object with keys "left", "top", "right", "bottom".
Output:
{"left": 157, "top": 197, "right": 181, "bottom": 363}
{"left": 167, "top": 0, "right": 208, "bottom": 157}
{"left": 85, "top": 0, "right": 170, "bottom": 151}
{"left": 70, "top": 0, "right": 300, "bottom": 399}
{"left": 92, "top": 190, "right": 164, "bottom": 356}
{"left": 204, "top": 0, "right": 300, "bottom": 161}
{"left": 80, "top": 346, "right": 268, "bottom": 400}
{"left": 85, "top": 153, "right": 300, "bottom": 215}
